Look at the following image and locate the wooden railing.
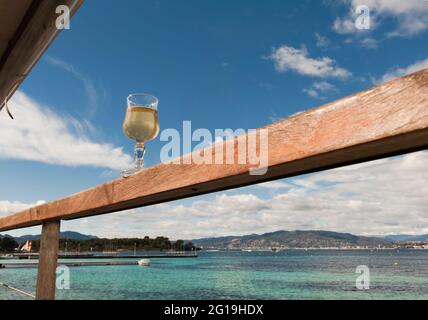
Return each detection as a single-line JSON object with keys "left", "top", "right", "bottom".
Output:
{"left": 1, "top": 68, "right": 428, "bottom": 299}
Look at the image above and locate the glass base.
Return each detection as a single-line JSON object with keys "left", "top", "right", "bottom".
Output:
{"left": 122, "top": 142, "right": 145, "bottom": 178}
{"left": 121, "top": 167, "right": 142, "bottom": 178}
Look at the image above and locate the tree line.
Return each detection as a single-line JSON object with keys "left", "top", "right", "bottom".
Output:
{"left": 1, "top": 235, "right": 199, "bottom": 253}
{"left": 0, "top": 236, "right": 19, "bottom": 252}
{"left": 30, "top": 237, "right": 199, "bottom": 253}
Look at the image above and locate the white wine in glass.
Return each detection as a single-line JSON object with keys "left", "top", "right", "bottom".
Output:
{"left": 123, "top": 107, "right": 159, "bottom": 142}
{"left": 122, "top": 93, "right": 159, "bottom": 177}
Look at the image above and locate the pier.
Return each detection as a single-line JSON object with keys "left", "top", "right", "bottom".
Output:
{"left": 1, "top": 260, "right": 140, "bottom": 269}
{"left": 1, "top": 253, "right": 197, "bottom": 269}
{"left": 12, "top": 253, "right": 198, "bottom": 260}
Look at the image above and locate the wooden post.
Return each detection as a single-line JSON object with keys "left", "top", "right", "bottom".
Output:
{"left": 36, "top": 221, "right": 60, "bottom": 300}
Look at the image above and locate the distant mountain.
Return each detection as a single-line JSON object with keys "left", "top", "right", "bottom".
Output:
{"left": 383, "top": 234, "right": 428, "bottom": 242}
{"left": 191, "top": 230, "right": 393, "bottom": 249}
{"left": 10, "top": 231, "right": 98, "bottom": 244}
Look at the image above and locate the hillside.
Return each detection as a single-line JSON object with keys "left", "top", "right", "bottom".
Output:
{"left": 191, "top": 230, "right": 394, "bottom": 249}
{"left": 384, "top": 234, "right": 428, "bottom": 242}
{"left": 11, "top": 231, "right": 98, "bottom": 244}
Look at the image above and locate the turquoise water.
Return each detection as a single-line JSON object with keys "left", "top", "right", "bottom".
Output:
{"left": 1, "top": 250, "right": 428, "bottom": 300}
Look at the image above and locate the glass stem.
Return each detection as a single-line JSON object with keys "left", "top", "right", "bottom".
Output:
{"left": 134, "top": 142, "right": 145, "bottom": 170}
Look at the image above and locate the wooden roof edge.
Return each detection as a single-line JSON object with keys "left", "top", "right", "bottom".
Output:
{"left": 0, "top": 0, "right": 84, "bottom": 113}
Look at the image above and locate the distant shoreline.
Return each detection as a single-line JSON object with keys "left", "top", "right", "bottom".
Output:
{"left": 202, "top": 247, "right": 428, "bottom": 251}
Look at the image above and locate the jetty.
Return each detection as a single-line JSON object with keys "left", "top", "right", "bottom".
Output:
{"left": 1, "top": 260, "right": 140, "bottom": 269}
{"left": 12, "top": 253, "right": 198, "bottom": 260}
{"left": 0, "top": 0, "right": 428, "bottom": 300}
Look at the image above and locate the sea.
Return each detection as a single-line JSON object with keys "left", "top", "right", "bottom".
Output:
{"left": 1, "top": 250, "right": 428, "bottom": 300}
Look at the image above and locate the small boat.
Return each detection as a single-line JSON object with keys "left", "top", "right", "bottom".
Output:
{"left": 138, "top": 259, "right": 151, "bottom": 266}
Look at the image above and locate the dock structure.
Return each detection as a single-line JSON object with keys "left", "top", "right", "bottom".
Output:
{"left": 13, "top": 254, "right": 198, "bottom": 259}
{"left": 2, "top": 260, "right": 140, "bottom": 269}
{"left": 1, "top": 1, "right": 428, "bottom": 300}
{"left": 1, "top": 254, "right": 198, "bottom": 269}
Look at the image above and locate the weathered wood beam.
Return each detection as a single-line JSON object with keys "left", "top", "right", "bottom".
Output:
{"left": 1, "top": 68, "right": 428, "bottom": 232}
{"left": 0, "top": 0, "right": 83, "bottom": 111}
{"left": 35, "top": 221, "right": 60, "bottom": 300}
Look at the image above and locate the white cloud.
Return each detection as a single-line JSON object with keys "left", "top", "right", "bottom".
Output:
{"left": 0, "top": 91, "right": 132, "bottom": 170}
{"left": 333, "top": 16, "right": 359, "bottom": 35}
{"left": 333, "top": 0, "right": 428, "bottom": 37}
{"left": 0, "top": 200, "right": 45, "bottom": 218}
{"left": 0, "top": 200, "right": 45, "bottom": 236}
{"left": 313, "top": 81, "right": 336, "bottom": 92}
{"left": 303, "top": 88, "right": 321, "bottom": 99}
{"left": 303, "top": 81, "right": 337, "bottom": 99}
{"left": 380, "top": 58, "right": 428, "bottom": 82}
{"left": 47, "top": 151, "right": 428, "bottom": 239}
{"left": 268, "top": 111, "right": 281, "bottom": 123}
{"left": 315, "top": 33, "right": 330, "bottom": 49}
{"left": 255, "top": 181, "right": 291, "bottom": 190}
{"left": 269, "top": 46, "right": 351, "bottom": 79}
{"left": 359, "top": 37, "right": 378, "bottom": 48}
{"left": 45, "top": 56, "right": 99, "bottom": 117}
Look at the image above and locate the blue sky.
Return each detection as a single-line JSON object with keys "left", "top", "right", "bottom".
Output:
{"left": 1, "top": 0, "right": 428, "bottom": 239}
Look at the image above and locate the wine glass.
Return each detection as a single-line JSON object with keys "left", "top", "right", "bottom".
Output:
{"left": 122, "top": 93, "right": 159, "bottom": 177}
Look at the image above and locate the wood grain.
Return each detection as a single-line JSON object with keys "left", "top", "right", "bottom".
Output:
{"left": 1, "top": 68, "right": 428, "bottom": 232}
{"left": 0, "top": 0, "right": 80, "bottom": 111}
{"left": 35, "top": 221, "right": 60, "bottom": 300}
